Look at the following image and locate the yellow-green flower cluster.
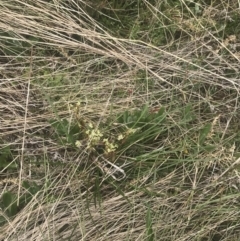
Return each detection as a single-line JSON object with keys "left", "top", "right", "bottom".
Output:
{"left": 75, "top": 140, "right": 82, "bottom": 148}
{"left": 103, "top": 138, "right": 118, "bottom": 153}
{"left": 117, "top": 127, "right": 139, "bottom": 141}
{"left": 74, "top": 109, "right": 139, "bottom": 155}
{"left": 126, "top": 127, "right": 138, "bottom": 135}
{"left": 117, "top": 134, "right": 124, "bottom": 141}
{"left": 85, "top": 123, "right": 103, "bottom": 147}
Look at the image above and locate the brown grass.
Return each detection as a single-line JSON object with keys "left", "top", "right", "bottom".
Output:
{"left": 1, "top": 0, "right": 240, "bottom": 240}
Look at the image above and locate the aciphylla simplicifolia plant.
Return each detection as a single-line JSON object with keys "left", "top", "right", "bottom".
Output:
{"left": 70, "top": 101, "right": 140, "bottom": 181}
{"left": 50, "top": 101, "right": 166, "bottom": 181}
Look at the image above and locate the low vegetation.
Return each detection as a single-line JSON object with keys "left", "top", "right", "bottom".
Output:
{"left": 1, "top": 0, "right": 240, "bottom": 240}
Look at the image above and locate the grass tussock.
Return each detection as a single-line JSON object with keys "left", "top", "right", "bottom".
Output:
{"left": 1, "top": 0, "right": 240, "bottom": 240}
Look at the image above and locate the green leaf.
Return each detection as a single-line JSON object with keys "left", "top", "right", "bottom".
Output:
{"left": 182, "top": 103, "right": 195, "bottom": 123}
{"left": 157, "top": 106, "right": 165, "bottom": 117}
{"left": 201, "top": 145, "right": 216, "bottom": 152}
{"left": 146, "top": 205, "right": 154, "bottom": 241}
{"left": 22, "top": 180, "right": 31, "bottom": 189}
{"left": 49, "top": 119, "right": 67, "bottom": 136}
{"left": 2, "top": 192, "right": 18, "bottom": 217}
{"left": 199, "top": 123, "right": 212, "bottom": 145}
{"left": 137, "top": 104, "right": 149, "bottom": 121}
{"left": 19, "top": 181, "right": 41, "bottom": 210}
{"left": 0, "top": 215, "right": 7, "bottom": 227}
{"left": 22, "top": 180, "right": 41, "bottom": 195}
{"left": 2, "top": 192, "right": 12, "bottom": 208}
{"left": 0, "top": 146, "right": 16, "bottom": 171}
{"left": 0, "top": 145, "right": 11, "bottom": 159}
{"left": 49, "top": 118, "right": 79, "bottom": 145}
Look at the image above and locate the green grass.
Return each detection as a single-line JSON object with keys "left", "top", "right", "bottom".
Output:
{"left": 1, "top": 0, "right": 240, "bottom": 240}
